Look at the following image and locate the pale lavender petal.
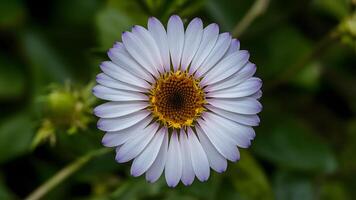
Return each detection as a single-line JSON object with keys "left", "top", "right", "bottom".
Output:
{"left": 97, "top": 110, "right": 150, "bottom": 132}
{"left": 148, "top": 17, "right": 170, "bottom": 72}
{"left": 205, "top": 62, "right": 256, "bottom": 92}
{"left": 206, "top": 77, "right": 262, "bottom": 99}
{"left": 201, "top": 50, "right": 249, "bottom": 86}
{"left": 165, "top": 131, "right": 182, "bottom": 187}
{"left": 206, "top": 104, "right": 260, "bottom": 126}
{"left": 94, "top": 101, "right": 147, "bottom": 118}
{"left": 225, "top": 39, "right": 240, "bottom": 55}
{"left": 180, "top": 18, "right": 203, "bottom": 71}
{"left": 132, "top": 25, "right": 165, "bottom": 73}
{"left": 180, "top": 131, "right": 195, "bottom": 185}
{"left": 167, "top": 15, "right": 184, "bottom": 71}
{"left": 101, "top": 116, "right": 151, "bottom": 147}
{"left": 115, "top": 122, "right": 158, "bottom": 163}
{"left": 187, "top": 128, "right": 210, "bottom": 181}
{"left": 100, "top": 61, "right": 151, "bottom": 89}
{"left": 189, "top": 23, "right": 219, "bottom": 74}
{"left": 122, "top": 31, "right": 159, "bottom": 76}
{"left": 146, "top": 131, "right": 168, "bottom": 183}
{"left": 208, "top": 97, "right": 262, "bottom": 115}
{"left": 196, "top": 128, "right": 227, "bottom": 173}
{"left": 203, "top": 112, "right": 254, "bottom": 148}
{"left": 197, "top": 120, "right": 240, "bottom": 162}
{"left": 108, "top": 45, "right": 154, "bottom": 83}
{"left": 92, "top": 85, "right": 147, "bottom": 102}
{"left": 131, "top": 128, "right": 165, "bottom": 177}
{"left": 195, "top": 32, "right": 231, "bottom": 77}
{"left": 96, "top": 73, "right": 146, "bottom": 93}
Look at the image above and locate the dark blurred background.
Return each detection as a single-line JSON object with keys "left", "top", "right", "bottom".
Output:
{"left": 0, "top": 0, "right": 356, "bottom": 199}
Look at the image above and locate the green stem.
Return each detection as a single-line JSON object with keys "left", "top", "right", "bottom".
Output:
{"left": 232, "top": 0, "right": 270, "bottom": 37}
{"left": 25, "top": 148, "right": 112, "bottom": 200}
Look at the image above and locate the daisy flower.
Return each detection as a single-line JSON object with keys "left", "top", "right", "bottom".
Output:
{"left": 93, "top": 15, "right": 262, "bottom": 187}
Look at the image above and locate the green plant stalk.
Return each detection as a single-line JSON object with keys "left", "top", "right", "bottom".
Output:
{"left": 232, "top": 0, "right": 270, "bottom": 37}
{"left": 25, "top": 148, "right": 112, "bottom": 200}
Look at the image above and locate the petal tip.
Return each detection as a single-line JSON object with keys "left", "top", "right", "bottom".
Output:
{"left": 182, "top": 181, "right": 193, "bottom": 186}
{"left": 167, "top": 182, "right": 178, "bottom": 188}
{"left": 101, "top": 138, "right": 112, "bottom": 147}
{"left": 130, "top": 169, "right": 140, "bottom": 177}
{"left": 170, "top": 14, "right": 180, "bottom": 19}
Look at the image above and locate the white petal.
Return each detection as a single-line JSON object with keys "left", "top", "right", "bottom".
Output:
{"left": 208, "top": 97, "right": 262, "bottom": 115}
{"left": 201, "top": 50, "right": 249, "bottom": 86}
{"left": 108, "top": 45, "right": 154, "bottom": 83}
{"left": 102, "top": 133, "right": 130, "bottom": 147}
{"left": 101, "top": 116, "right": 151, "bottom": 147}
{"left": 206, "top": 104, "right": 260, "bottom": 126}
{"left": 250, "top": 90, "right": 262, "bottom": 99}
{"left": 116, "top": 122, "right": 158, "bottom": 163}
{"left": 92, "top": 85, "right": 147, "bottom": 102}
{"left": 146, "top": 131, "right": 168, "bottom": 183}
{"left": 180, "top": 18, "right": 203, "bottom": 71}
{"left": 225, "top": 39, "right": 240, "bottom": 55}
{"left": 100, "top": 61, "right": 150, "bottom": 89}
{"left": 165, "top": 131, "right": 182, "bottom": 187}
{"left": 96, "top": 73, "right": 146, "bottom": 93}
{"left": 122, "top": 31, "right": 159, "bottom": 76}
{"left": 196, "top": 128, "right": 227, "bottom": 173}
{"left": 97, "top": 110, "right": 150, "bottom": 132}
{"left": 132, "top": 25, "right": 165, "bottom": 73}
{"left": 203, "top": 112, "right": 254, "bottom": 148}
{"left": 195, "top": 32, "right": 231, "bottom": 77}
{"left": 180, "top": 131, "right": 195, "bottom": 185}
{"left": 189, "top": 23, "right": 219, "bottom": 74}
{"left": 167, "top": 15, "right": 185, "bottom": 71}
{"left": 101, "top": 132, "right": 129, "bottom": 147}
{"left": 131, "top": 128, "right": 165, "bottom": 177}
{"left": 206, "top": 77, "right": 262, "bottom": 98}
{"left": 148, "top": 17, "right": 170, "bottom": 72}
{"left": 187, "top": 128, "right": 210, "bottom": 182}
{"left": 197, "top": 120, "right": 240, "bottom": 162}
{"left": 205, "top": 62, "right": 256, "bottom": 92}
{"left": 94, "top": 101, "right": 147, "bottom": 118}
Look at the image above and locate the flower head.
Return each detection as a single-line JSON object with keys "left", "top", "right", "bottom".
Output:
{"left": 93, "top": 15, "right": 262, "bottom": 187}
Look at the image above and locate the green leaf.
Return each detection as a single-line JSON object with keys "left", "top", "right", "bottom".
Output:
{"left": 175, "top": 172, "right": 221, "bottom": 200}
{"left": 221, "top": 151, "right": 273, "bottom": 200}
{"left": 253, "top": 117, "right": 337, "bottom": 173}
{"left": 108, "top": 178, "right": 164, "bottom": 200}
{"left": 273, "top": 171, "right": 314, "bottom": 200}
{"left": 21, "top": 30, "right": 71, "bottom": 94}
{"left": 164, "top": 193, "right": 198, "bottom": 200}
{"left": 0, "top": 113, "right": 34, "bottom": 164}
{"left": 292, "top": 61, "right": 322, "bottom": 90}
{"left": 320, "top": 181, "right": 351, "bottom": 200}
{"left": 0, "top": 0, "right": 24, "bottom": 28}
{"left": 55, "top": 0, "right": 101, "bottom": 25}
{"left": 340, "top": 120, "right": 356, "bottom": 172}
{"left": 95, "top": 1, "right": 148, "bottom": 49}
{"left": 205, "top": 0, "right": 252, "bottom": 31}
{"left": 0, "top": 176, "right": 15, "bottom": 200}
{"left": 260, "top": 26, "right": 312, "bottom": 79}
{"left": 312, "top": 0, "right": 350, "bottom": 20}
{"left": 0, "top": 55, "right": 25, "bottom": 99}
{"left": 212, "top": 151, "right": 272, "bottom": 200}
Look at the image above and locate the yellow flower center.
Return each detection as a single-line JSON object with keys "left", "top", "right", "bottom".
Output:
{"left": 149, "top": 71, "right": 206, "bottom": 129}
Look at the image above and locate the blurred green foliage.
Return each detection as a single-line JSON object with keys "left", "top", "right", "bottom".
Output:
{"left": 0, "top": 0, "right": 355, "bottom": 199}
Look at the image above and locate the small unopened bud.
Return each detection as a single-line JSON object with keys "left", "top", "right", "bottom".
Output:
{"left": 32, "top": 82, "right": 97, "bottom": 148}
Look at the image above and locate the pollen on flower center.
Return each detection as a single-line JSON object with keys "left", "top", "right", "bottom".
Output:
{"left": 149, "top": 71, "right": 206, "bottom": 128}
